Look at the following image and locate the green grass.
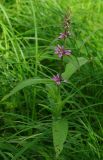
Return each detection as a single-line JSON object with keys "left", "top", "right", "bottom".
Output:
{"left": 0, "top": 0, "right": 103, "bottom": 159}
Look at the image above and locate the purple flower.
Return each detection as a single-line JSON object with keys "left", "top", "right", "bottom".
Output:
{"left": 52, "top": 74, "right": 62, "bottom": 85}
{"left": 55, "top": 45, "right": 71, "bottom": 58}
{"left": 58, "top": 31, "right": 71, "bottom": 39}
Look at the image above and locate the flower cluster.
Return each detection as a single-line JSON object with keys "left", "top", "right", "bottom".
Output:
{"left": 55, "top": 44, "right": 71, "bottom": 58}
{"left": 59, "top": 12, "right": 71, "bottom": 40}
{"left": 52, "top": 74, "right": 62, "bottom": 85}
{"left": 58, "top": 31, "right": 70, "bottom": 40}
{"left": 52, "top": 13, "right": 72, "bottom": 85}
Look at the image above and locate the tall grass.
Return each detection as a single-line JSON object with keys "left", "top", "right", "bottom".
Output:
{"left": 0, "top": 0, "right": 103, "bottom": 159}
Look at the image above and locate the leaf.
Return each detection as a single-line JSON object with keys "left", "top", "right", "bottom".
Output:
{"left": 1, "top": 78, "right": 52, "bottom": 101}
{"left": 62, "top": 56, "right": 88, "bottom": 80}
{"left": 52, "top": 118, "right": 68, "bottom": 157}
{"left": 94, "top": 57, "right": 103, "bottom": 69}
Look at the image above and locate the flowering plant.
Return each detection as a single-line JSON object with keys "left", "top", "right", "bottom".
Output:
{"left": 52, "top": 12, "right": 72, "bottom": 85}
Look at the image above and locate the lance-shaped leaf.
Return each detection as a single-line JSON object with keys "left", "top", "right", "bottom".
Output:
{"left": 52, "top": 118, "right": 68, "bottom": 157}
{"left": 62, "top": 56, "right": 88, "bottom": 80}
{"left": 1, "top": 78, "right": 52, "bottom": 101}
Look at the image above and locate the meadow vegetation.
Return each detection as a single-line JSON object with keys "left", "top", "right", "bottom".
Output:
{"left": 0, "top": 0, "right": 103, "bottom": 159}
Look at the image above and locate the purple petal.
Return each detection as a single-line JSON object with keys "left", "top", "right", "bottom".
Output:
{"left": 58, "top": 53, "right": 63, "bottom": 58}
{"left": 52, "top": 74, "right": 61, "bottom": 85}
{"left": 52, "top": 76, "right": 58, "bottom": 81}
{"left": 58, "top": 33, "right": 66, "bottom": 39}
{"left": 58, "top": 32, "right": 69, "bottom": 39}
{"left": 54, "top": 44, "right": 71, "bottom": 58}
{"left": 64, "top": 50, "right": 71, "bottom": 55}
